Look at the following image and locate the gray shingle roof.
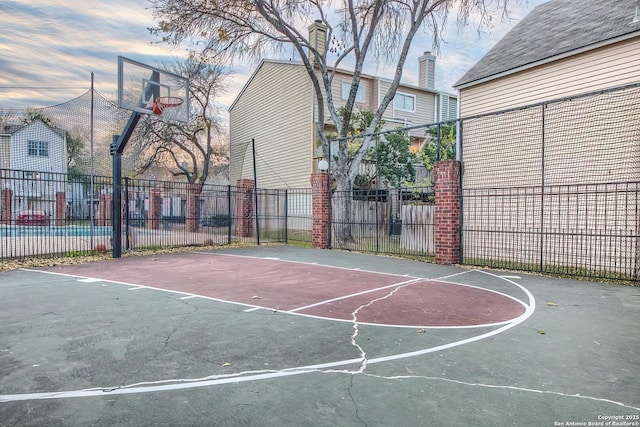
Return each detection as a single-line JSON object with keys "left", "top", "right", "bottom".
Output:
{"left": 455, "top": 0, "right": 640, "bottom": 87}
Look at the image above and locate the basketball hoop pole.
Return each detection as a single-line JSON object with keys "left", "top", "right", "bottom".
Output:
{"left": 110, "top": 111, "right": 142, "bottom": 258}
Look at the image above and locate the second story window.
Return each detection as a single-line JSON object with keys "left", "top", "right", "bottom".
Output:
{"left": 394, "top": 93, "right": 416, "bottom": 113}
{"left": 28, "top": 140, "right": 49, "bottom": 157}
{"left": 342, "top": 82, "right": 365, "bottom": 103}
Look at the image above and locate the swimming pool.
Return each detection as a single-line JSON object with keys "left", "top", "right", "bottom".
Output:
{"left": 0, "top": 225, "right": 112, "bottom": 237}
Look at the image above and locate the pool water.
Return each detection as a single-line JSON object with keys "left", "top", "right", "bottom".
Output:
{"left": 0, "top": 226, "right": 112, "bottom": 237}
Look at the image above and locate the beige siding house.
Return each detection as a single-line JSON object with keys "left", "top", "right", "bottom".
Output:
{"left": 229, "top": 52, "right": 456, "bottom": 189}
{"left": 454, "top": 0, "right": 640, "bottom": 274}
{"left": 455, "top": 0, "right": 640, "bottom": 117}
{"left": 455, "top": 0, "right": 640, "bottom": 188}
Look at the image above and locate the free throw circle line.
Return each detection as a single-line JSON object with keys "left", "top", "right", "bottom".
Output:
{"left": 0, "top": 271, "right": 534, "bottom": 403}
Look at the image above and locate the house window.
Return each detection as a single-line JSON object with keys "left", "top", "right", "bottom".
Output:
{"left": 394, "top": 93, "right": 416, "bottom": 112}
{"left": 342, "top": 82, "right": 365, "bottom": 103}
{"left": 28, "top": 140, "right": 48, "bottom": 157}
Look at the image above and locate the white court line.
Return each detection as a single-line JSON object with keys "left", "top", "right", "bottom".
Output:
{"left": 288, "top": 278, "right": 422, "bottom": 313}
{"left": 20, "top": 269, "right": 262, "bottom": 312}
{"left": 0, "top": 269, "right": 537, "bottom": 403}
{"left": 77, "top": 278, "right": 103, "bottom": 283}
{"left": 128, "top": 286, "right": 144, "bottom": 291}
{"left": 180, "top": 295, "right": 198, "bottom": 300}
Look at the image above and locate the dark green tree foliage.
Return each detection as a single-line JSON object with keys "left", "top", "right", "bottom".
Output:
{"left": 421, "top": 123, "right": 456, "bottom": 171}
{"left": 370, "top": 131, "right": 415, "bottom": 187}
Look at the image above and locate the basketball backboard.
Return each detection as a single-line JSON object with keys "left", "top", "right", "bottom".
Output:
{"left": 117, "top": 56, "right": 190, "bottom": 122}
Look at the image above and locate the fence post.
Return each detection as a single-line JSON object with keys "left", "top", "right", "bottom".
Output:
{"left": 55, "top": 192, "right": 66, "bottom": 226}
{"left": 434, "top": 160, "right": 461, "bottom": 264}
{"left": 1, "top": 188, "right": 12, "bottom": 224}
{"left": 148, "top": 188, "right": 161, "bottom": 230}
{"left": 311, "top": 172, "right": 331, "bottom": 249}
{"left": 227, "top": 185, "right": 232, "bottom": 244}
{"left": 235, "top": 179, "right": 255, "bottom": 237}
{"left": 186, "top": 183, "right": 202, "bottom": 233}
{"left": 284, "top": 189, "right": 288, "bottom": 244}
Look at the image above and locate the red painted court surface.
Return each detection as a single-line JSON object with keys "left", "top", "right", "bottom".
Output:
{"left": 47, "top": 252, "right": 525, "bottom": 327}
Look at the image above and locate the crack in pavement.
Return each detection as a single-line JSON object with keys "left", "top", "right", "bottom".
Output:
{"left": 348, "top": 277, "right": 423, "bottom": 374}
{"left": 347, "top": 374, "right": 367, "bottom": 427}
{"left": 122, "top": 298, "right": 199, "bottom": 390}
{"left": 360, "top": 373, "right": 640, "bottom": 411}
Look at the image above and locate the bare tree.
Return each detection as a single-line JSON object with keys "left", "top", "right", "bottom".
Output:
{"left": 131, "top": 52, "right": 229, "bottom": 185}
{"left": 150, "top": 0, "right": 513, "bottom": 243}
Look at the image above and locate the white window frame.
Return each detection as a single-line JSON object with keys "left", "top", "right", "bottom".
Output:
{"left": 341, "top": 82, "right": 365, "bottom": 103}
{"left": 27, "top": 140, "right": 49, "bottom": 157}
{"left": 394, "top": 92, "right": 416, "bottom": 113}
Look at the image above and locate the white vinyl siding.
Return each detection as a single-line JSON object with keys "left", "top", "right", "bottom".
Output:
{"left": 394, "top": 92, "right": 416, "bottom": 113}
{"left": 459, "top": 37, "right": 640, "bottom": 116}
{"left": 10, "top": 121, "right": 67, "bottom": 173}
{"left": 229, "top": 61, "right": 314, "bottom": 189}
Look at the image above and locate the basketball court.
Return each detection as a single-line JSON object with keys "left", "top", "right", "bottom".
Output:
{"left": 0, "top": 246, "right": 638, "bottom": 426}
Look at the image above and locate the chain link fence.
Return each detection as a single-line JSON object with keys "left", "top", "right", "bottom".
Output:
{"left": 460, "top": 83, "right": 640, "bottom": 282}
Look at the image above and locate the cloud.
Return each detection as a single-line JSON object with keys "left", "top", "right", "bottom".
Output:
{"left": 1, "top": 0, "right": 548, "bottom": 112}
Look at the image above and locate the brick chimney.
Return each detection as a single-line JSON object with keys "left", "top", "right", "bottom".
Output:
{"left": 308, "top": 20, "right": 327, "bottom": 65}
{"left": 418, "top": 51, "right": 436, "bottom": 90}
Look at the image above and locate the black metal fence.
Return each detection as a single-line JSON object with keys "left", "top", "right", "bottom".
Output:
{"left": 0, "top": 169, "right": 312, "bottom": 261}
{"left": 462, "top": 181, "right": 639, "bottom": 282}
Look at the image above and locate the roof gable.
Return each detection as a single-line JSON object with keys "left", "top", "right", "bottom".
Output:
{"left": 229, "top": 58, "right": 443, "bottom": 112}
{"left": 1, "top": 119, "right": 65, "bottom": 139}
{"left": 455, "top": 0, "right": 640, "bottom": 88}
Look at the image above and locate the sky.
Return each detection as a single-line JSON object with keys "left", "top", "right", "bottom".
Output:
{"left": 0, "top": 0, "right": 549, "bottom": 114}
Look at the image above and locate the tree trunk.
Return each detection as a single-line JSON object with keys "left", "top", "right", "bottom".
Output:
{"left": 333, "top": 173, "right": 355, "bottom": 246}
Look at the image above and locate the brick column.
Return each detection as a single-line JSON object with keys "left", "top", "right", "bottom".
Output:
{"left": 104, "top": 194, "right": 113, "bottom": 227}
{"left": 186, "top": 183, "right": 202, "bottom": 232}
{"left": 1, "top": 188, "right": 12, "bottom": 224}
{"left": 235, "top": 179, "right": 254, "bottom": 237}
{"left": 434, "top": 160, "right": 461, "bottom": 264}
{"left": 148, "top": 188, "right": 161, "bottom": 230}
{"left": 311, "top": 172, "right": 331, "bottom": 249}
{"left": 55, "top": 192, "right": 66, "bottom": 226}
{"left": 97, "top": 192, "right": 107, "bottom": 226}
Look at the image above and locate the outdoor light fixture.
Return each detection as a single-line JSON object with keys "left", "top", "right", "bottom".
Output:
{"left": 318, "top": 159, "right": 329, "bottom": 172}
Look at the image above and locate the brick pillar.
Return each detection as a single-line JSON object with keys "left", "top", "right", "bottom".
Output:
{"left": 311, "top": 172, "right": 331, "bottom": 249}
{"left": 55, "top": 192, "right": 66, "bottom": 226}
{"left": 235, "top": 179, "right": 254, "bottom": 237}
{"left": 104, "top": 194, "right": 113, "bottom": 227}
{"left": 1, "top": 188, "right": 12, "bottom": 225}
{"left": 97, "top": 192, "right": 107, "bottom": 226}
{"left": 434, "top": 160, "right": 461, "bottom": 264}
{"left": 186, "top": 183, "right": 202, "bottom": 232}
{"left": 148, "top": 188, "right": 161, "bottom": 230}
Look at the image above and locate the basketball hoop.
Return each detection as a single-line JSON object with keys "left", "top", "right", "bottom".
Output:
{"left": 152, "top": 96, "right": 184, "bottom": 115}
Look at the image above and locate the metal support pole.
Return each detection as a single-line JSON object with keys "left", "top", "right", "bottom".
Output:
{"left": 111, "top": 135, "right": 122, "bottom": 258}
{"left": 252, "top": 138, "right": 260, "bottom": 245}
{"left": 124, "top": 177, "right": 130, "bottom": 251}
{"left": 227, "top": 185, "right": 232, "bottom": 245}
{"left": 436, "top": 123, "right": 442, "bottom": 162}
{"left": 284, "top": 189, "right": 288, "bottom": 244}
